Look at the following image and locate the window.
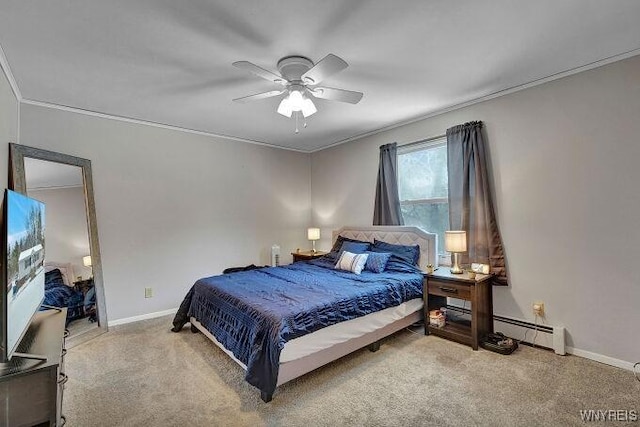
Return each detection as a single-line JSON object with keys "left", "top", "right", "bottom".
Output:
{"left": 397, "top": 138, "right": 449, "bottom": 256}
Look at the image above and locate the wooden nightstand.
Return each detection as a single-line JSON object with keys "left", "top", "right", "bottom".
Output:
{"left": 73, "top": 278, "right": 94, "bottom": 295}
{"left": 423, "top": 269, "right": 494, "bottom": 350}
{"left": 291, "top": 250, "right": 327, "bottom": 262}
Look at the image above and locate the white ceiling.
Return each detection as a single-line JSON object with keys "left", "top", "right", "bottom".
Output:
{"left": 1, "top": 1, "right": 639, "bottom": 152}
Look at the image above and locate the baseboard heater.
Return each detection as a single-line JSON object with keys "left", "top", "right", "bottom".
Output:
{"left": 445, "top": 304, "right": 566, "bottom": 355}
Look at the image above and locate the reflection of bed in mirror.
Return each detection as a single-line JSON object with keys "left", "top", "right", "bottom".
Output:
{"left": 43, "top": 262, "right": 96, "bottom": 329}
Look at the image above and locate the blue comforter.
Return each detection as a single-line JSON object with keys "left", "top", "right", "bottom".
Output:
{"left": 172, "top": 258, "right": 423, "bottom": 395}
{"left": 42, "top": 269, "right": 85, "bottom": 325}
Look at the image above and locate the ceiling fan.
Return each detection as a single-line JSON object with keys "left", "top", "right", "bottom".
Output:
{"left": 232, "top": 54, "right": 363, "bottom": 132}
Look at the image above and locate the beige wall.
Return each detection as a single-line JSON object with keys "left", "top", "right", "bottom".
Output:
{"left": 29, "top": 186, "right": 92, "bottom": 280}
{"left": 11, "top": 104, "right": 311, "bottom": 322}
{"left": 311, "top": 55, "right": 640, "bottom": 365}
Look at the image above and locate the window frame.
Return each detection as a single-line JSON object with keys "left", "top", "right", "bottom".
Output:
{"left": 397, "top": 137, "right": 450, "bottom": 262}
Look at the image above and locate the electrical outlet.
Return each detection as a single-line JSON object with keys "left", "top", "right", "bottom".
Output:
{"left": 532, "top": 302, "right": 544, "bottom": 317}
{"left": 145, "top": 287, "right": 153, "bottom": 298}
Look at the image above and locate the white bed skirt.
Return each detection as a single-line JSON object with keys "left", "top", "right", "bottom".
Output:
{"left": 280, "top": 298, "right": 422, "bottom": 362}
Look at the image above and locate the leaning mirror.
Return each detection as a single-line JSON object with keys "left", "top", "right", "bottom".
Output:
{"left": 9, "top": 143, "right": 108, "bottom": 346}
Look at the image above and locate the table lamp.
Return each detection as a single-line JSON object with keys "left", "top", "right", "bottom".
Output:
{"left": 307, "top": 228, "right": 320, "bottom": 253}
{"left": 444, "top": 231, "right": 467, "bottom": 274}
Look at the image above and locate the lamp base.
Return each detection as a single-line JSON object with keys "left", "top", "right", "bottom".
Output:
{"left": 450, "top": 253, "right": 463, "bottom": 274}
{"left": 311, "top": 240, "right": 317, "bottom": 254}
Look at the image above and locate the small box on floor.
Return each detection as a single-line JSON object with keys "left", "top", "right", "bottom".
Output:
{"left": 429, "top": 310, "right": 445, "bottom": 328}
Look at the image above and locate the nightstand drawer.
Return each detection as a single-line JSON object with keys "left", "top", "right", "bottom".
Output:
{"left": 427, "top": 280, "right": 471, "bottom": 300}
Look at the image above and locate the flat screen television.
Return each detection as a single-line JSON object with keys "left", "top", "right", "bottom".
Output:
{"left": 0, "top": 189, "right": 46, "bottom": 362}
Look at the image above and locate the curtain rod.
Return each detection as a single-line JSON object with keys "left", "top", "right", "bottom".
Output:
{"left": 398, "top": 134, "right": 446, "bottom": 149}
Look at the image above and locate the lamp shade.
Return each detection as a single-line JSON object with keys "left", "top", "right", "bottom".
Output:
{"left": 307, "top": 228, "right": 320, "bottom": 241}
{"left": 83, "top": 255, "right": 92, "bottom": 267}
{"left": 300, "top": 98, "right": 317, "bottom": 117}
{"left": 444, "top": 231, "right": 467, "bottom": 253}
{"left": 277, "top": 97, "right": 293, "bottom": 117}
{"left": 288, "top": 89, "right": 304, "bottom": 110}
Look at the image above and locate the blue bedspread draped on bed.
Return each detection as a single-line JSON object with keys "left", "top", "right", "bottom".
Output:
{"left": 172, "top": 258, "right": 423, "bottom": 396}
{"left": 42, "top": 269, "right": 85, "bottom": 325}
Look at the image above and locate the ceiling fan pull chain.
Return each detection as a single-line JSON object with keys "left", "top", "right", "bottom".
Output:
{"left": 295, "top": 112, "right": 300, "bottom": 134}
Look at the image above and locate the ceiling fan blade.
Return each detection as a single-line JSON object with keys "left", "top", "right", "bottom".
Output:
{"left": 310, "top": 86, "right": 363, "bottom": 104}
{"left": 233, "top": 90, "right": 284, "bottom": 103}
{"left": 301, "top": 54, "right": 348, "bottom": 85}
{"left": 232, "top": 61, "right": 287, "bottom": 85}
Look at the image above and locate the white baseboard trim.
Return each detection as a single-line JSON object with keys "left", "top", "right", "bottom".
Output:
{"left": 566, "top": 346, "right": 636, "bottom": 371}
{"left": 108, "top": 308, "right": 178, "bottom": 327}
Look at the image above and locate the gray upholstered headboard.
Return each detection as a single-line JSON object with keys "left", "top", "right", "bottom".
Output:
{"left": 332, "top": 226, "right": 438, "bottom": 271}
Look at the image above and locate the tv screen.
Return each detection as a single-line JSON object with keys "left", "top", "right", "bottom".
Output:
{"left": 1, "top": 189, "right": 46, "bottom": 362}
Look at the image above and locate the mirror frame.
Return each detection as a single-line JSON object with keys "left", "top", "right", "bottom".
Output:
{"left": 9, "top": 143, "right": 108, "bottom": 336}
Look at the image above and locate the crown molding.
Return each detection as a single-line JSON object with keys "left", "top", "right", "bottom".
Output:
{"left": 0, "top": 42, "right": 22, "bottom": 101}
{"left": 310, "top": 47, "right": 640, "bottom": 153}
{"left": 20, "top": 99, "right": 307, "bottom": 153}
{"left": 0, "top": 41, "right": 22, "bottom": 143}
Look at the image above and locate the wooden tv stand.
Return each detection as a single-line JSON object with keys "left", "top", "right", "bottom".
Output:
{"left": 0, "top": 309, "right": 68, "bottom": 426}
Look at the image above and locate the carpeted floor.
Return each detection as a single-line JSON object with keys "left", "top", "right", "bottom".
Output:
{"left": 63, "top": 316, "right": 638, "bottom": 426}
{"left": 67, "top": 317, "right": 98, "bottom": 339}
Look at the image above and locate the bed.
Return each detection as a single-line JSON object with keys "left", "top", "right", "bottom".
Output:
{"left": 43, "top": 263, "right": 84, "bottom": 325}
{"left": 43, "top": 262, "right": 96, "bottom": 325}
{"left": 172, "top": 226, "right": 437, "bottom": 402}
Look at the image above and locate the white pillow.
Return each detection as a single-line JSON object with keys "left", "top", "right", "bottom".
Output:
{"left": 335, "top": 251, "right": 369, "bottom": 275}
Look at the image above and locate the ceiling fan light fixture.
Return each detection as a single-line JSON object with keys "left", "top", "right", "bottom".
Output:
{"left": 288, "top": 88, "right": 305, "bottom": 111}
{"left": 301, "top": 98, "right": 317, "bottom": 117}
{"left": 277, "top": 97, "right": 293, "bottom": 117}
{"left": 233, "top": 54, "right": 361, "bottom": 128}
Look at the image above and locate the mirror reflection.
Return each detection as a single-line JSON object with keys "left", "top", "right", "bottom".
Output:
{"left": 25, "top": 158, "right": 98, "bottom": 339}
